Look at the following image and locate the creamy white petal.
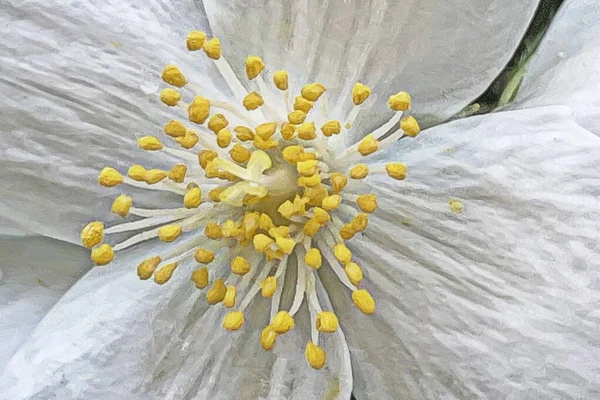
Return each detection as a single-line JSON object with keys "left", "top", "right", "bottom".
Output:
{"left": 512, "top": 0, "right": 600, "bottom": 136}
{"left": 0, "top": 236, "right": 89, "bottom": 370}
{"left": 325, "top": 106, "right": 600, "bottom": 399}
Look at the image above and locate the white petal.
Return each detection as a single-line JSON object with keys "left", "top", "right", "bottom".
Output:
{"left": 328, "top": 106, "right": 600, "bottom": 398}
{"left": 0, "top": 0, "right": 217, "bottom": 243}
{"left": 0, "top": 245, "right": 350, "bottom": 399}
{"left": 0, "top": 236, "right": 89, "bottom": 370}
{"left": 512, "top": 0, "right": 600, "bottom": 136}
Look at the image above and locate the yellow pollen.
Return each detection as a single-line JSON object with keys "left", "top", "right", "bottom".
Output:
{"left": 448, "top": 198, "right": 464, "bottom": 214}
{"left": 261, "top": 276, "right": 277, "bottom": 298}
{"left": 301, "top": 83, "right": 326, "bottom": 102}
{"left": 190, "top": 267, "right": 209, "bottom": 288}
{"left": 111, "top": 194, "right": 132, "bottom": 218}
{"left": 137, "top": 256, "right": 162, "bottom": 280}
{"left": 243, "top": 91, "right": 264, "bottom": 110}
{"left": 385, "top": 162, "right": 407, "bottom": 180}
{"left": 245, "top": 56, "right": 264, "bottom": 80}
{"left": 229, "top": 144, "right": 251, "bottom": 164}
{"left": 312, "top": 207, "right": 330, "bottom": 224}
{"left": 400, "top": 115, "right": 420, "bottom": 137}
{"left": 208, "top": 113, "right": 229, "bottom": 134}
{"left": 182, "top": 186, "right": 201, "bottom": 208}
{"left": 349, "top": 164, "right": 369, "bottom": 180}
{"left": 168, "top": 164, "right": 187, "bottom": 183}
{"left": 321, "top": 120, "right": 341, "bottom": 137}
{"left": 144, "top": 169, "right": 167, "bottom": 184}
{"left": 293, "top": 96, "right": 313, "bottom": 113}
{"left": 216, "top": 129, "right": 232, "bottom": 148}
{"left": 194, "top": 248, "right": 214, "bottom": 264}
{"left": 159, "top": 88, "right": 180, "bottom": 107}
{"left": 98, "top": 167, "right": 123, "bottom": 187}
{"left": 296, "top": 159, "right": 319, "bottom": 177}
{"left": 223, "top": 285, "right": 236, "bottom": 308}
{"left": 388, "top": 91, "right": 411, "bottom": 111}
{"left": 230, "top": 256, "right": 250, "bottom": 275}
{"left": 344, "top": 262, "right": 363, "bottom": 285}
{"left": 203, "top": 37, "right": 221, "bottom": 60}
{"left": 206, "top": 278, "right": 227, "bottom": 304}
{"left": 333, "top": 243, "right": 352, "bottom": 265}
{"left": 272, "top": 310, "right": 294, "bottom": 334}
{"left": 297, "top": 122, "right": 316, "bottom": 140}
{"left": 305, "top": 342, "right": 326, "bottom": 370}
{"left": 352, "top": 289, "right": 375, "bottom": 314}
{"left": 316, "top": 311, "right": 338, "bottom": 333}
{"left": 357, "top": 134, "right": 379, "bottom": 156}
{"left": 303, "top": 218, "right": 321, "bottom": 237}
{"left": 340, "top": 223, "right": 355, "bottom": 240}
{"left": 127, "top": 165, "right": 146, "bottom": 181}
{"left": 158, "top": 224, "right": 182, "bottom": 242}
{"left": 188, "top": 96, "right": 210, "bottom": 124}
{"left": 163, "top": 120, "right": 187, "bottom": 138}
{"left": 161, "top": 64, "right": 186, "bottom": 87}
{"left": 280, "top": 123, "right": 296, "bottom": 140}
{"left": 186, "top": 30, "right": 206, "bottom": 51}
{"left": 253, "top": 233, "right": 274, "bottom": 253}
{"left": 321, "top": 194, "right": 341, "bottom": 211}
{"left": 255, "top": 122, "right": 277, "bottom": 140}
{"left": 352, "top": 82, "right": 371, "bottom": 105}
{"left": 356, "top": 194, "right": 377, "bottom": 213}
{"left": 329, "top": 172, "right": 347, "bottom": 194}
{"left": 204, "top": 222, "right": 223, "bottom": 239}
{"left": 288, "top": 110, "right": 307, "bottom": 125}
{"left": 273, "top": 70, "right": 288, "bottom": 91}
{"left": 351, "top": 213, "right": 368, "bottom": 232}
{"left": 222, "top": 311, "right": 244, "bottom": 331}
{"left": 198, "top": 149, "right": 218, "bottom": 169}
{"left": 154, "top": 262, "right": 178, "bottom": 285}
{"left": 234, "top": 126, "right": 255, "bottom": 141}
{"left": 81, "top": 221, "right": 104, "bottom": 248}
{"left": 304, "top": 248, "right": 322, "bottom": 269}
{"left": 176, "top": 131, "right": 199, "bottom": 149}
{"left": 90, "top": 243, "right": 114, "bottom": 266}
{"left": 260, "top": 325, "right": 278, "bottom": 351}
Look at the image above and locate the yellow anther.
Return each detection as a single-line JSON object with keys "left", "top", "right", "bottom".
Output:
{"left": 228, "top": 144, "right": 250, "bottom": 164}
{"left": 352, "top": 289, "right": 375, "bottom": 314}
{"left": 344, "top": 262, "right": 363, "bottom": 286}
{"left": 303, "top": 218, "right": 321, "bottom": 237}
{"left": 293, "top": 195, "right": 310, "bottom": 214}
{"left": 81, "top": 221, "right": 104, "bottom": 248}
{"left": 159, "top": 88, "right": 180, "bottom": 107}
{"left": 255, "top": 122, "right": 277, "bottom": 140}
{"left": 127, "top": 165, "right": 146, "bottom": 181}
{"left": 304, "top": 248, "right": 322, "bottom": 269}
{"left": 253, "top": 233, "right": 274, "bottom": 253}
{"left": 321, "top": 120, "right": 341, "bottom": 137}
{"left": 276, "top": 200, "right": 296, "bottom": 219}
{"left": 297, "top": 174, "right": 321, "bottom": 188}
{"left": 385, "top": 162, "right": 407, "bottom": 180}
{"left": 296, "top": 159, "right": 319, "bottom": 177}
{"left": 329, "top": 172, "right": 347, "bottom": 194}
{"left": 400, "top": 115, "right": 420, "bottom": 137}
{"left": 234, "top": 126, "right": 255, "bottom": 141}
{"left": 304, "top": 185, "right": 328, "bottom": 207}
{"left": 137, "top": 256, "right": 162, "bottom": 280}
{"left": 90, "top": 243, "right": 114, "bottom": 266}
{"left": 186, "top": 30, "right": 206, "bottom": 51}
{"left": 220, "top": 220, "right": 239, "bottom": 238}
{"left": 312, "top": 207, "right": 330, "bottom": 225}
{"left": 222, "top": 311, "right": 244, "bottom": 331}
{"left": 208, "top": 114, "right": 229, "bottom": 134}
{"left": 216, "top": 129, "right": 232, "bottom": 148}
{"left": 168, "top": 164, "right": 187, "bottom": 183}
{"left": 293, "top": 96, "right": 313, "bottom": 113}
{"left": 304, "top": 342, "right": 326, "bottom": 370}
{"left": 198, "top": 149, "right": 218, "bottom": 169}
{"left": 297, "top": 122, "right": 316, "bottom": 140}
{"left": 352, "top": 82, "right": 371, "bottom": 105}
{"left": 157, "top": 224, "right": 181, "bottom": 242}
{"left": 448, "top": 198, "right": 464, "bottom": 214}
{"left": 287, "top": 110, "right": 307, "bottom": 125}
{"left": 356, "top": 194, "right": 377, "bottom": 213}
{"left": 269, "top": 226, "right": 290, "bottom": 238}
{"left": 190, "top": 267, "right": 209, "bottom": 289}
{"left": 259, "top": 213, "right": 274, "bottom": 231}
{"left": 340, "top": 223, "right": 355, "bottom": 240}
{"left": 203, "top": 37, "right": 221, "bottom": 59}
{"left": 261, "top": 276, "right": 277, "bottom": 298}
{"left": 321, "top": 194, "right": 341, "bottom": 211}
{"left": 333, "top": 243, "right": 352, "bottom": 265}
{"left": 316, "top": 311, "right": 338, "bottom": 333}
{"left": 299, "top": 151, "right": 316, "bottom": 160}
{"left": 163, "top": 120, "right": 187, "bottom": 138}
{"left": 208, "top": 186, "right": 225, "bottom": 202}
{"left": 243, "top": 91, "right": 264, "bottom": 110}
{"left": 253, "top": 135, "right": 278, "bottom": 150}
{"left": 388, "top": 91, "right": 411, "bottom": 111}
{"left": 223, "top": 285, "right": 236, "bottom": 308}
{"left": 349, "top": 164, "right": 369, "bottom": 180}
{"left": 144, "top": 169, "right": 167, "bottom": 184}
{"left": 154, "top": 262, "right": 178, "bottom": 285}
{"left": 301, "top": 83, "right": 326, "bottom": 102}
{"left": 193, "top": 248, "right": 214, "bottom": 264}
{"left": 276, "top": 236, "right": 296, "bottom": 254}
{"left": 204, "top": 222, "right": 223, "bottom": 239}
{"left": 272, "top": 310, "right": 294, "bottom": 334}
{"left": 206, "top": 278, "right": 227, "bottom": 304}
{"left": 187, "top": 96, "right": 210, "bottom": 124}
{"left": 111, "top": 194, "right": 132, "bottom": 218}
{"left": 273, "top": 70, "right": 289, "bottom": 91}
{"left": 351, "top": 213, "right": 368, "bottom": 232}
{"left": 230, "top": 256, "right": 250, "bottom": 276}
{"left": 245, "top": 56, "right": 264, "bottom": 80}
{"left": 98, "top": 167, "right": 123, "bottom": 187}
{"left": 357, "top": 134, "right": 379, "bottom": 156}
{"left": 279, "top": 123, "right": 295, "bottom": 140}
{"left": 177, "top": 131, "right": 200, "bottom": 150}
{"left": 260, "top": 325, "right": 278, "bottom": 351}
{"left": 161, "top": 64, "right": 186, "bottom": 87}
{"left": 282, "top": 145, "right": 305, "bottom": 165}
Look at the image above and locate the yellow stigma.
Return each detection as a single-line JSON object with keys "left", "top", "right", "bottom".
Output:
{"left": 203, "top": 37, "right": 221, "bottom": 59}
{"left": 357, "top": 134, "right": 379, "bottom": 156}
{"left": 352, "top": 289, "right": 375, "bottom": 314}
{"left": 137, "top": 256, "right": 162, "bottom": 280}
{"left": 158, "top": 224, "right": 182, "bottom": 242}
{"left": 98, "top": 167, "right": 123, "bottom": 187}
{"left": 321, "top": 120, "right": 341, "bottom": 137}
{"left": 304, "top": 248, "right": 322, "bottom": 269}
{"left": 159, "top": 88, "right": 180, "bottom": 107}
{"left": 352, "top": 82, "right": 371, "bottom": 105}
{"left": 272, "top": 310, "right": 294, "bottom": 334}
{"left": 245, "top": 56, "right": 264, "bottom": 80}
{"left": 297, "top": 122, "right": 316, "bottom": 140}
{"left": 388, "top": 91, "right": 411, "bottom": 111}
{"left": 206, "top": 278, "right": 227, "bottom": 304}
{"left": 188, "top": 96, "right": 210, "bottom": 124}
{"left": 356, "top": 194, "right": 377, "bottom": 213}
{"left": 127, "top": 165, "right": 146, "bottom": 181}
{"left": 164, "top": 120, "right": 187, "bottom": 138}
{"left": 273, "top": 70, "right": 289, "bottom": 91}
{"left": 304, "top": 342, "right": 326, "bottom": 370}
{"left": 280, "top": 123, "right": 296, "bottom": 140}
{"left": 333, "top": 243, "right": 352, "bottom": 265}
{"left": 316, "top": 311, "right": 338, "bottom": 333}
{"left": 194, "top": 248, "right": 214, "bottom": 264}
{"left": 261, "top": 276, "right": 277, "bottom": 298}
{"left": 329, "top": 173, "right": 347, "bottom": 194}
{"left": 400, "top": 115, "right": 420, "bottom": 137}
{"left": 208, "top": 113, "right": 229, "bottom": 134}
{"left": 144, "top": 169, "right": 167, "bottom": 184}
{"left": 288, "top": 110, "right": 307, "bottom": 125}
{"left": 111, "top": 194, "right": 132, "bottom": 218}
{"left": 168, "top": 164, "right": 187, "bottom": 183}
{"left": 344, "top": 262, "right": 363, "bottom": 285}
{"left": 90, "top": 243, "right": 114, "bottom": 266}
{"left": 216, "top": 129, "right": 232, "bottom": 148}
{"left": 223, "top": 285, "right": 236, "bottom": 308}
{"left": 260, "top": 325, "right": 278, "bottom": 350}
{"left": 293, "top": 96, "right": 313, "bottom": 113}
{"left": 230, "top": 256, "right": 250, "bottom": 275}
{"left": 349, "top": 164, "right": 369, "bottom": 180}
{"left": 186, "top": 30, "right": 206, "bottom": 51}
{"left": 243, "top": 91, "right": 264, "bottom": 110}
{"left": 137, "top": 135, "right": 163, "bottom": 151}
{"left": 321, "top": 194, "right": 341, "bottom": 211}
{"left": 81, "top": 221, "right": 104, "bottom": 248}
{"left": 385, "top": 162, "right": 407, "bottom": 180}
{"left": 301, "top": 83, "right": 326, "bottom": 102}
{"left": 161, "top": 64, "right": 186, "bottom": 87}
{"left": 190, "top": 267, "right": 209, "bottom": 288}
{"left": 154, "top": 262, "right": 178, "bottom": 285}
{"left": 222, "top": 311, "right": 244, "bottom": 331}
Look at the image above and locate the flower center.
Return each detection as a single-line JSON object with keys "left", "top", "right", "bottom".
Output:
{"left": 81, "top": 29, "right": 421, "bottom": 371}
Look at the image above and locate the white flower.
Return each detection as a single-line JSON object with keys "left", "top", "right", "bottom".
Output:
{"left": 1, "top": 0, "right": 599, "bottom": 399}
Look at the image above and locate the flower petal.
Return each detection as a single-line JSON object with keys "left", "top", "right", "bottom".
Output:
{"left": 326, "top": 106, "right": 600, "bottom": 398}
{"left": 0, "top": 236, "right": 89, "bottom": 370}
{"left": 513, "top": 0, "right": 600, "bottom": 136}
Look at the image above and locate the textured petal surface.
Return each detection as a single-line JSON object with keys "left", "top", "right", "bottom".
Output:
{"left": 513, "top": 0, "right": 600, "bottom": 136}
{"left": 324, "top": 106, "right": 600, "bottom": 399}
{"left": 0, "top": 236, "right": 89, "bottom": 370}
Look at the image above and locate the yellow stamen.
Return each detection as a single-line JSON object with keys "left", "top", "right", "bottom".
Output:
{"left": 222, "top": 311, "right": 244, "bottom": 331}
{"left": 301, "top": 83, "right": 326, "bottom": 102}
{"left": 333, "top": 243, "right": 351, "bottom": 265}
{"left": 312, "top": 207, "right": 330, "bottom": 224}
{"left": 276, "top": 236, "right": 296, "bottom": 254}
{"left": 186, "top": 30, "right": 206, "bottom": 51}
{"left": 176, "top": 131, "right": 199, "bottom": 149}
{"left": 90, "top": 243, "right": 114, "bottom": 266}
{"left": 357, "top": 134, "right": 379, "bottom": 156}
{"left": 280, "top": 123, "right": 296, "bottom": 140}
{"left": 297, "top": 174, "right": 321, "bottom": 188}
{"left": 329, "top": 172, "right": 347, "bottom": 194}
{"left": 111, "top": 194, "right": 132, "bottom": 218}
{"left": 216, "top": 129, "right": 232, "bottom": 148}
{"left": 288, "top": 110, "right": 307, "bottom": 125}
{"left": 154, "top": 262, "right": 178, "bottom": 284}
{"left": 356, "top": 194, "right": 377, "bottom": 213}
{"left": 188, "top": 96, "right": 210, "bottom": 124}
{"left": 304, "top": 186, "right": 328, "bottom": 207}
{"left": 168, "top": 164, "right": 187, "bottom": 183}
{"left": 206, "top": 278, "right": 227, "bottom": 304}
{"left": 261, "top": 276, "right": 277, "bottom": 298}
{"left": 234, "top": 126, "right": 255, "bottom": 141}
{"left": 349, "top": 164, "right": 369, "bottom": 180}
{"left": 321, "top": 194, "right": 341, "bottom": 211}
{"left": 352, "top": 82, "right": 371, "bottom": 105}
{"left": 388, "top": 91, "right": 411, "bottom": 111}
{"left": 385, "top": 162, "right": 407, "bottom": 180}
{"left": 253, "top": 233, "right": 274, "bottom": 252}
{"left": 260, "top": 325, "right": 278, "bottom": 350}
{"left": 164, "top": 120, "right": 187, "bottom": 138}
{"left": 303, "top": 218, "right": 321, "bottom": 237}
{"left": 137, "top": 256, "right": 162, "bottom": 280}
{"left": 253, "top": 135, "right": 278, "bottom": 150}
{"left": 297, "top": 122, "right": 316, "bottom": 140}
{"left": 183, "top": 186, "right": 201, "bottom": 208}
{"left": 98, "top": 167, "right": 123, "bottom": 187}
{"left": 159, "top": 88, "right": 180, "bottom": 107}
{"left": 352, "top": 289, "right": 375, "bottom": 314}
{"left": 296, "top": 159, "right": 319, "bottom": 177}
{"left": 255, "top": 122, "right": 277, "bottom": 140}
{"left": 144, "top": 169, "right": 167, "bottom": 184}
{"left": 208, "top": 113, "right": 229, "bottom": 134}
{"left": 400, "top": 115, "right": 420, "bottom": 137}
{"left": 230, "top": 256, "right": 250, "bottom": 275}
{"left": 208, "top": 186, "right": 225, "bottom": 202}
{"left": 190, "top": 267, "right": 209, "bottom": 288}
{"left": 350, "top": 213, "right": 368, "bottom": 232}
{"left": 245, "top": 56, "right": 264, "bottom": 80}
{"left": 161, "top": 64, "right": 186, "bottom": 87}
{"left": 316, "top": 311, "right": 338, "bottom": 333}
{"left": 272, "top": 310, "right": 294, "bottom": 334}
{"left": 81, "top": 221, "right": 104, "bottom": 248}
{"left": 304, "top": 342, "right": 326, "bottom": 370}
{"left": 259, "top": 214, "right": 274, "bottom": 231}
{"left": 223, "top": 285, "right": 236, "bottom": 307}
{"left": 203, "top": 37, "right": 221, "bottom": 60}
{"left": 304, "top": 248, "right": 322, "bottom": 269}
{"left": 127, "top": 165, "right": 146, "bottom": 181}
{"left": 198, "top": 149, "right": 218, "bottom": 169}
{"left": 158, "top": 224, "right": 182, "bottom": 242}
{"left": 344, "top": 262, "right": 363, "bottom": 285}
{"left": 194, "top": 248, "right": 214, "bottom": 264}
{"left": 273, "top": 70, "right": 289, "bottom": 91}
{"left": 243, "top": 91, "right": 264, "bottom": 111}
{"left": 282, "top": 145, "right": 305, "bottom": 165}
{"left": 340, "top": 223, "right": 355, "bottom": 240}
{"left": 321, "top": 120, "right": 341, "bottom": 137}
{"left": 229, "top": 144, "right": 251, "bottom": 163}
{"left": 293, "top": 96, "right": 313, "bottom": 113}
{"left": 204, "top": 222, "right": 223, "bottom": 239}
